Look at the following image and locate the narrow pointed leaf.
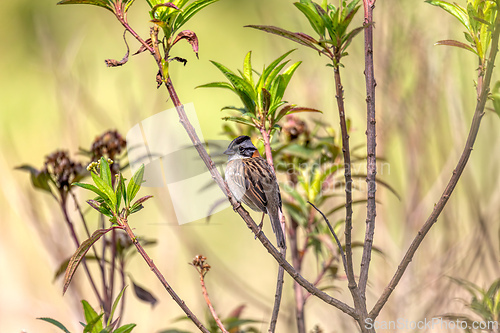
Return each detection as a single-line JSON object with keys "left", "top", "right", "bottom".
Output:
{"left": 37, "top": 317, "right": 71, "bottom": 333}
{"left": 196, "top": 81, "right": 235, "bottom": 90}
{"left": 246, "top": 25, "right": 323, "bottom": 54}
{"left": 435, "top": 39, "right": 477, "bottom": 54}
{"left": 82, "top": 300, "right": 103, "bottom": 333}
{"left": 174, "top": 0, "right": 220, "bottom": 31}
{"left": 425, "top": 0, "right": 470, "bottom": 30}
{"left": 57, "top": 0, "right": 113, "bottom": 12}
{"left": 99, "top": 157, "right": 112, "bottom": 188}
{"left": 294, "top": 2, "right": 325, "bottom": 36}
{"left": 114, "top": 324, "right": 137, "bottom": 333}
{"left": 222, "top": 116, "right": 256, "bottom": 127}
{"left": 63, "top": 227, "right": 119, "bottom": 294}
{"left": 107, "top": 286, "right": 128, "bottom": 327}
{"left": 91, "top": 171, "right": 117, "bottom": 209}
{"left": 73, "top": 182, "right": 108, "bottom": 201}
{"left": 126, "top": 164, "right": 144, "bottom": 204}
{"left": 257, "top": 50, "right": 295, "bottom": 92}
{"left": 243, "top": 51, "right": 254, "bottom": 87}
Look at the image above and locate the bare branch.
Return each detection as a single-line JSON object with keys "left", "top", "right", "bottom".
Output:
{"left": 359, "top": 0, "right": 377, "bottom": 297}
{"left": 369, "top": 13, "right": 500, "bottom": 320}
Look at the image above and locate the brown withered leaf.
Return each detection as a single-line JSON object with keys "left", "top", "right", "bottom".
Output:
{"left": 133, "top": 38, "right": 153, "bottom": 56}
{"left": 170, "top": 57, "right": 187, "bottom": 66}
{"left": 172, "top": 30, "right": 199, "bottom": 59}
{"left": 105, "top": 31, "right": 130, "bottom": 67}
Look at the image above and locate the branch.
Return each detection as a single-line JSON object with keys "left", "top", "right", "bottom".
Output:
{"left": 119, "top": 217, "right": 211, "bottom": 333}
{"left": 359, "top": 0, "right": 377, "bottom": 297}
{"left": 308, "top": 201, "right": 348, "bottom": 276}
{"left": 191, "top": 255, "right": 228, "bottom": 333}
{"left": 369, "top": 13, "right": 500, "bottom": 320}
{"left": 259, "top": 127, "right": 286, "bottom": 333}
{"left": 332, "top": 60, "right": 366, "bottom": 318}
{"left": 60, "top": 196, "right": 104, "bottom": 306}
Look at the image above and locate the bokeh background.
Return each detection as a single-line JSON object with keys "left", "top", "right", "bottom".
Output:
{"left": 1, "top": 0, "right": 500, "bottom": 332}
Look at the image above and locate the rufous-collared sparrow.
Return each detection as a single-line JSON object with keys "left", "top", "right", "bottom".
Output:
{"left": 224, "top": 136, "right": 285, "bottom": 248}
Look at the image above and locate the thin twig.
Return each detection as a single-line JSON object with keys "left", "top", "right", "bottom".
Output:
{"left": 359, "top": 0, "right": 377, "bottom": 297}
{"left": 369, "top": 11, "right": 500, "bottom": 321}
{"left": 308, "top": 201, "right": 348, "bottom": 276}
{"left": 260, "top": 127, "right": 286, "bottom": 333}
{"left": 119, "top": 218, "right": 211, "bottom": 333}
{"left": 289, "top": 216, "right": 305, "bottom": 333}
{"left": 192, "top": 256, "right": 228, "bottom": 333}
{"left": 60, "top": 195, "right": 104, "bottom": 305}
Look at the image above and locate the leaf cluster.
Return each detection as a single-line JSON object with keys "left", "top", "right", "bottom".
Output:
{"left": 199, "top": 50, "right": 320, "bottom": 134}
{"left": 39, "top": 289, "right": 136, "bottom": 333}
{"left": 442, "top": 278, "right": 500, "bottom": 332}
{"left": 74, "top": 157, "right": 151, "bottom": 224}
{"left": 427, "top": 0, "right": 498, "bottom": 61}
{"left": 247, "top": 0, "right": 364, "bottom": 64}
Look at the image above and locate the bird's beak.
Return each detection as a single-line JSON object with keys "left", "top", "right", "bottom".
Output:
{"left": 223, "top": 148, "right": 234, "bottom": 155}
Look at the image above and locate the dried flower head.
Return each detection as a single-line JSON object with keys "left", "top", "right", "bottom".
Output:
{"left": 91, "top": 130, "right": 126, "bottom": 161}
{"left": 43, "top": 150, "right": 84, "bottom": 190}
{"left": 282, "top": 115, "right": 309, "bottom": 142}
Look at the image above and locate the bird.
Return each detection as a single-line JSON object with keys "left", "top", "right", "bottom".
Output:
{"left": 223, "top": 135, "right": 285, "bottom": 248}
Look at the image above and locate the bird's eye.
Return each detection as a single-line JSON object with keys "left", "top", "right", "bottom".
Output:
{"left": 239, "top": 147, "right": 244, "bottom": 153}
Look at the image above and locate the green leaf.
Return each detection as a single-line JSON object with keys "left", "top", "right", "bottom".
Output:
{"left": 294, "top": 1, "right": 325, "bottom": 36}
{"left": 16, "top": 165, "right": 54, "bottom": 195}
{"left": 57, "top": 0, "right": 113, "bottom": 12}
{"left": 82, "top": 300, "right": 103, "bottom": 333}
{"left": 257, "top": 50, "right": 295, "bottom": 92}
{"left": 173, "top": 0, "right": 220, "bottom": 32}
{"left": 107, "top": 286, "right": 128, "bottom": 327}
{"left": 210, "top": 60, "right": 256, "bottom": 113}
{"left": 91, "top": 171, "right": 117, "bottom": 209}
{"left": 37, "top": 317, "right": 71, "bottom": 333}
{"left": 116, "top": 173, "right": 125, "bottom": 212}
{"left": 63, "top": 227, "right": 119, "bottom": 294}
{"left": 425, "top": 0, "right": 470, "bottom": 30}
{"left": 99, "top": 157, "right": 113, "bottom": 188}
{"left": 114, "top": 324, "right": 137, "bottom": 333}
{"left": 222, "top": 116, "right": 257, "bottom": 127}
{"left": 126, "top": 164, "right": 144, "bottom": 204}
{"left": 491, "top": 81, "right": 500, "bottom": 117}
{"left": 196, "top": 81, "right": 235, "bottom": 90}
{"left": 275, "top": 61, "right": 302, "bottom": 103}
{"left": 73, "top": 182, "right": 108, "bottom": 201}
{"left": 243, "top": 51, "right": 254, "bottom": 87}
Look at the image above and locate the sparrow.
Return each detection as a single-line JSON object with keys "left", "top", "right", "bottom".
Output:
{"left": 224, "top": 136, "right": 285, "bottom": 248}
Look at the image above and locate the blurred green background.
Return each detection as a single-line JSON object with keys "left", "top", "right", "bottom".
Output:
{"left": 1, "top": 0, "right": 500, "bottom": 332}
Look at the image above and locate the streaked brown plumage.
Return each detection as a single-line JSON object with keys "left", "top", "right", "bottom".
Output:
{"left": 224, "top": 136, "right": 285, "bottom": 248}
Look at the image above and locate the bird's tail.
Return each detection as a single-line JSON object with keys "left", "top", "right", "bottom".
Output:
{"left": 269, "top": 208, "right": 285, "bottom": 248}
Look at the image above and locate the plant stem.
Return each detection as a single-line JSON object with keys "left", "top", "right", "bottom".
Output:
{"left": 289, "top": 216, "right": 305, "bottom": 333}
{"left": 60, "top": 196, "right": 104, "bottom": 305}
{"left": 359, "top": 0, "right": 377, "bottom": 298}
{"left": 119, "top": 217, "right": 211, "bottom": 333}
{"left": 333, "top": 59, "right": 371, "bottom": 332}
{"left": 258, "top": 127, "right": 286, "bottom": 333}
{"left": 369, "top": 12, "right": 500, "bottom": 321}
{"left": 199, "top": 273, "right": 228, "bottom": 333}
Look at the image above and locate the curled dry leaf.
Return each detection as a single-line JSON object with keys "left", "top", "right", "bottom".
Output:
{"left": 105, "top": 30, "right": 130, "bottom": 67}
{"left": 172, "top": 30, "right": 199, "bottom": 58}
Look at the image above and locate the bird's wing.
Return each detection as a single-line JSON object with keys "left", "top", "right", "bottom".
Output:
{"left": 240, "top": 157, "right": 271, "bottom": 213}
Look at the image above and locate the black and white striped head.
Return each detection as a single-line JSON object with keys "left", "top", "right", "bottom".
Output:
{"left": 224, "top": 136, "right": 257, "bottom": 160}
